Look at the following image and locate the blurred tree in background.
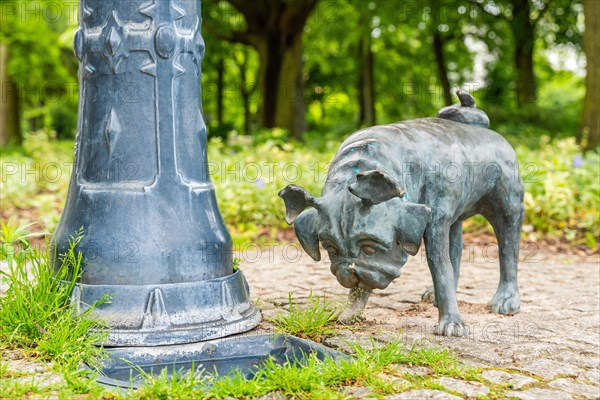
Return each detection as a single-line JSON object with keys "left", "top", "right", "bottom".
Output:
{"left": 0, "top": 0, "right": 78, "bottom": 145}
{"left": 580, "top": 0, "right": 598, "bottom": 150}
{"left": 0, "top": 0, "right": 596, "bottom": 148}
{"left": 0, "top": 42, "right": 21, "bottom": 146}
{"left": 204, "top": 0, "right": 318, "bottom": 139}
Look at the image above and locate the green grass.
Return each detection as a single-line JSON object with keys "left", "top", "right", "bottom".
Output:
{"left": 0, "top": 368, "right": 110, "bottom": 399}
{"left": 129, "top": 339, "right": 483, "bottom": 399}
{"left": 392, "top": 343, "right": 481, "bottom": 380}
{"left": 0, "top": 337, "right": 490, "bottom": 399}
{"left": 0, "top": 221, "right": 109, "bottom": 370}
{"left": 267, "top": 291, "right": 340, "bottom": 342}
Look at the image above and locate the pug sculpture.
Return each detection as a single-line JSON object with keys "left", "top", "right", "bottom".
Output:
{"left": 279, "top": 91, "right": 524, "bottom": 337}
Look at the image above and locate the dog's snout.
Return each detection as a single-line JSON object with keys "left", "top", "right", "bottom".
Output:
{"left": 333, "top": 260, "right": 400, "bottom": 290}
{"left": 331, "top": 261, "right": 360, "bottom": 288}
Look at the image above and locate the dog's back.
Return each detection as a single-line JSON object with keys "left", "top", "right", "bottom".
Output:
{"left": 326, "top": 118, "right": 522, "bottom": 222}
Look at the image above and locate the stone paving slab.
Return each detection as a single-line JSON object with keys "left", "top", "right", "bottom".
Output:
{"left": 343, "top": 386, "right": 378, "bottom": 398}
{"left": 432, "top": 377, "right": 490, "bottom": 397}
{"left": 505, "top": 387, "right": 574, "bottom": 400}
{"left": 385, "top": 389, "right": 462, "bottom": 399}
{"left": 515, "top": 359, "right": 581, "bottom": 380}
{"left": 548, "top": 379, "right": 600, "bottom": 399}
{"left": 480, "top": 369, "right": 537, "bottom": 390}
{"left": 579, "top": 369, "right": 600, "bottom": 386}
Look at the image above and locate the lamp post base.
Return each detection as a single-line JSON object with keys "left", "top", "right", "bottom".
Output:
{"left": 93, "top": 333, "right": 347, "bottom": 389}
{"left": 73, "top": 270, "right": 261, "bottom": 347}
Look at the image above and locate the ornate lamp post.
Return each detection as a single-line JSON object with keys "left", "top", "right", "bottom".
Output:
{"left": 54, "top": 0, "right": 260, "bottom": 346}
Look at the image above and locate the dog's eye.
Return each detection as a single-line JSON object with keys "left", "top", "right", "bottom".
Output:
{"left": 326, "top": 246, "right": 339, "bottom": 256}
{"left": 402, "top": 243, "right": 419, "bottom": 255}
{"left": 361, "top": 245, "right": 376, "bottom": 256}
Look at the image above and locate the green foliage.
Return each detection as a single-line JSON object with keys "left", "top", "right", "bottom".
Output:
{"left": 0, "top": 315, "right": 519, "bottom": 400}
{"left": 0, "top": 375, "right": 42, "bottom": 399}
{"left": 516, "top": 137, "right": 599, "bottom": 243}
{"left": 1, "top": 1, "right": 75, "bottom": 87}
{"left": 47, "top": 101, "right": 78, "bottom": 140}
{"left": 0, "top": 132, "right": 73, "bottom": 230}
{"left": 1, "top": 0, "right": 588, "bottom": 146}
{"left": 0, "top": 220, "right": 108, "bottom": 369}
{"left": 0, "top": 366, "right": 109, "bottom": 399}
{"left": 268, "top": 292, "right": 339, "bottom": 342}
{"left": 1, "top": 0, "right": 79, "bottom": 138}
{"left": 489, "top": 61, "right": 585, "bottom": 141}
{"left": 1, "top": 129, "right": 598, "bottom": 247}
{"left": 204, "top": 368, "right": 271, "bottom": 399}
{"left": 207, "top": 134, "right": 336, "bottom": 243}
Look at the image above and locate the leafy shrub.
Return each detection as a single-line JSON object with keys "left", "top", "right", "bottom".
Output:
{"left": 516, "top": 137, "right": 599, "bottom": 246}
{"left": 48, "top": 101, "right": 78, "bottom": 140}
{"left": 207, "top": 135, "right": 336, "bottom": 242}
{"left": 0, "top": 131, "right": 73, "bottom": 230}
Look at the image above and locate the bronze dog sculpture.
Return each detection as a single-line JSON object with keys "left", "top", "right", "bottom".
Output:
{"left": 279, "top": 91, "right": 524, "bottom": 336}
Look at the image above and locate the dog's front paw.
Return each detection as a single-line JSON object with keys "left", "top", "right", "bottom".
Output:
{"left": 421, "top": 286, "right": 438, "bottom": 307}
{"left": 337, "top": 308, "right": 364, "bottom": 325}
{"left": 435, "top": 315, "right": 466, "bottom": 337}
{"left": 337, "top": 287, "right": 371, "bottom": 325}
{"left": 490, "top": 287, "right": 520, "bottom": 315}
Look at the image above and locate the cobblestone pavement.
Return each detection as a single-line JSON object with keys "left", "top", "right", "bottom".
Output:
{"left": 2, "top": 244, "right": 599, "bottom": 399}
{"left": 241, "top": 243, "right": 600, "bottom": 399}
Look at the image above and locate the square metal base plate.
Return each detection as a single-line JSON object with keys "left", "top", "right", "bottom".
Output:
{"left": 95, "top": 333, "right": 346, "bottom": 389}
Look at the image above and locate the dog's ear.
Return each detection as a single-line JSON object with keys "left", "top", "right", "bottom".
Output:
{"left": 279, "top": 185, "right": 321, "bottom": 261}
{"left": 279, "top": 185, "right": 317, "bottom": 224}
{"left": 396, "top": 202, "right": 432, "bottom": 256}
{"left": 294, "top": 208, "right": 321, "bottom": 261}
{"left": 349, "top": 170, "right": 406, "bottom": 206}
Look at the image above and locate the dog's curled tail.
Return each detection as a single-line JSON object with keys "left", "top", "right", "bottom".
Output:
{"left": 437, "top": 89, "right": 490, "bottom": 129}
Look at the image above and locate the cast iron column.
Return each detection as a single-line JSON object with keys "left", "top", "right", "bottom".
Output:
{"left": 54, "top": 0, "right": 260, "bottom": 346}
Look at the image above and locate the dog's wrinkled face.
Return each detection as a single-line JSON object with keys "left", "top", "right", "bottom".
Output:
{"left": 280, "top": 170, "right": 432, "bottom": 291}
{"left": 319, "top": 194, "right": 410, "bottom": 289}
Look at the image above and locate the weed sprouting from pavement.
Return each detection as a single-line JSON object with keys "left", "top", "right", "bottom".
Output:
{"left": 0, "top": 220, "right": 109, "bottom": 370}
{"left": 267, "top": 291, "right": 339, "bottom": 342}
{"left": 132, "top": 364, "right": 206, "bottom": 399}
{"left": 192, "top": 339, "right": 480, "bottom": 399}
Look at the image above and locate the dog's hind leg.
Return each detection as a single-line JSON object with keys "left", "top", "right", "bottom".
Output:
{"left": 484, "top": 193, "right": 524, "bottom": 315}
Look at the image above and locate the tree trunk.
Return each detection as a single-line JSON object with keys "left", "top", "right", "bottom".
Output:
{"left": 216, "top": 58, "right": 225, "bottom": 125}
{"left": 433, "top": 31, "right": 452, "bottom": 106}
{"left": 0, "top": 43, "right": 22, "bottom": 148}
{"left": 238, "top": 51, "right": 252, "bottom": 135}
{"left": 358, "top": 30, "right": 376, "bottom": 127}
{"left": 511, "top": 0, "right": 537, "bottom": 107}
{"left": 256, "top": 31, "right": 306, "bottom": 140}
{"left": 206, "top": 0, "right": 317, "bottom": 139}
{"left": 579, "top": 0, "right": 600, "bottom": 150}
